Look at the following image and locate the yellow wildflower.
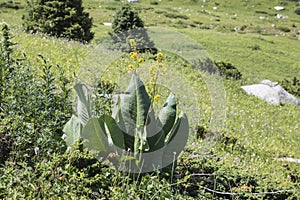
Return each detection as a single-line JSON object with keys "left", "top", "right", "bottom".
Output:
{"left": 130, "top": 52, "right": 137, "bottom": 60}
{"left": 128, "top": 64, "right": 134, "bottom": 70}
{"left": 138, "top": 57, "right": 144, "bottom": 63}
{"left": 156, "top": 52, "right": 164, "bottom": 62}
{"left": 163, "top": 68, "right": 168, "bottom": 74}
{"left": 149, "top": 65, "right": 156, "bottom": 75}
{"left": 154, "top": 94, "right": 160, "bottom": 102}
{"left": 129, "top": 39, "right": 136, "bottom": 47}
{"left": 149, "top": 81, "right": 154, "bottom": 86}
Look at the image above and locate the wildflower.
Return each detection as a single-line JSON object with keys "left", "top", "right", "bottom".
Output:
{"left": 34, "top": 147, "right": 40, "bottom": 155}
{"left": 130, "top": 52, "right": 137, "bottom": 60}
{"left": 66, "top": 146, "right": 72, "bottom": 152}
{"left": 138, "top": 57, "right": 144, "bottom": 63}
{"left": 154, "top": 94, "right": 160, "bottom": 102}
{"left": 149, "top": 81, "right": 154, "bottom": 87}
{"left": 149, "top": 65, "right": 156, "bottom": 75}
{"left": 129, "top": 39, "right": 136, "bottom": 47}
{"left": 156, "top": 52, "right": 164, "bottom": 62}
{"left": 158, "top": 63, "right": 164, "bottom": 68}
{"left": 234, "top": 157, "right": 239, "bottom": 163}
{"left": 128, "top": 64, "right": 134, "bottom": 70}
{"left": 61, "top": 134, "right": 67, "bottom": 140}
{"left": 163, "top": 68, "right": 168, "bottom": 74}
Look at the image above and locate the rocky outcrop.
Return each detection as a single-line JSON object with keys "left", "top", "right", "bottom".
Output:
{"left": 241, "top": 80, "right": 300, "bottom": 106}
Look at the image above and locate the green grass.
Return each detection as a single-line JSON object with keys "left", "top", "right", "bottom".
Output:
{"left": 1, "top": 0, "right": 299, "bottom": 198}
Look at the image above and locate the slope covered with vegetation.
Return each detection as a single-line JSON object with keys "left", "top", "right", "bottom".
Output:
{"left": 0, "top": 0, "right": 299, "bottom": 199}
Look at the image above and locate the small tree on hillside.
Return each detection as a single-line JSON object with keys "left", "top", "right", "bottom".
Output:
{"left": 110, "top": 4, "right": 156, "bottom": 53}
{"left": 23, "top": 0, "right": 94, "bottom": 43}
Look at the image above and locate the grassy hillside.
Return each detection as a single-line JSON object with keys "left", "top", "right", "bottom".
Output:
{"left": 0, "top": 0, "right": 299, "bottom": 199}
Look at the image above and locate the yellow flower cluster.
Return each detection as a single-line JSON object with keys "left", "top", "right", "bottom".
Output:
{"left": 126, "top": 39, "right": 168, "bottom": 105}
{"left": 156, "top": 52, "right": 164, "bottom": 62}
{"left": 130, "top": 51, "right": 138, "bottom": 61}
{"left": 129, "top": 39, "right": 136, "bottom": 47}
{"left": 128, "top": 39, "right": 144, "bottom": 72}
{"left": 153, "top": 94, "right": 160, "bottom": 102}
{"left": 146, "top": 51, "right": 169, "bottom": 105}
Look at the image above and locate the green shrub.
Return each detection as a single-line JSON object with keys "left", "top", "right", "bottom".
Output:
{"left": 109, "top": 4, "right": 156, "bottom": 53}
{"left": 0, "top": 24, "right": 72, "bottom": 165}
{"left": 277, "top": 26, "right": 291, "bottom": 32}
{"left": 163, "top": 12, "right": 189, "bottom": 20}
{"left": 23, "top": 0, "right": 94, "bottom": 42}
{"left": 193, "top": 59, "right": 242, "bottom": 80}
{"left": 295, "top": 6, "right": 300, "bottom": 15}
{"left": 280, "top": 77, "right": 300, "bottom": 98}
{"left": 0, "top": 148, "right": 113, "bottom": 199}
{"left": 214, "top": 61, "right": 242, "bottom": 80}
{"left": 0, "top": 0, "right": 23, "bottom": 9}
{"left": 93, "top": 79, "right": 117, "bottom": 117}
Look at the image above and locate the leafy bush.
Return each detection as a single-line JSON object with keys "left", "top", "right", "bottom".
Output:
{"left": 193, "top": 59, "right": 242, "bottom": 80}
{"left": 0, "top": 0, "right": 23, "bottom": 9}
{"left": 23, "top": 0, "right": 94, "bottom": 42}
{"left": 213, "top": 61, "right": 242, "bottom": 80}
{"left": 280, "top": 77, "right": 300, "bottom": 98}
{"left": 163, "top": 12, "right": 189, "bottom": 20}
{"left": 93, "top": 79, "right": 117, "bottom": 117}
{"left": 109, "top": 4, "right": 156, "bottom": 53}
{"left": 0, "top": 148, "right": 113, "bottom": 199}
{"left": 0, "top": 24, "right": 72, "bottom": 165}
{"left": 295, "top": 6, "right": 300, "bottom": 15}
{"left": 277, "top": 26, "right": 291, "bottom": 32}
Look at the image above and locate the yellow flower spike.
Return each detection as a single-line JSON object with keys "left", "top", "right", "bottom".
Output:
{"left": 158, "top": 63, "right": 164, "bottom": 68}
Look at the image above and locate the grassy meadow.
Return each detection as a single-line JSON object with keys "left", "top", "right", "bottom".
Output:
{"left": 0, "top": 0, "right": 299, "bottom": 199}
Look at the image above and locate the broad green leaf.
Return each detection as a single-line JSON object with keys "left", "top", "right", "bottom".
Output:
{"left": 119, "top": 74, "right": 151, "bottom": 153}
{"left": 162, "top": 112, "right": 189, "bottom": 171}
{"left": 146, "top": 108, "right": 165, "bottom": 152}
{"left": 63, "top": 115, "right": 81, "bottom": 147}
{"left": 100, "top": 114, "right": 125, "bottom": 150}
{"left": 157, "top": 93, "right": 177, "bottom": 138}
{"left": 74, "top": 83, "right": 92, "bottom": 125}
{"left": 112, "top": 95, "right": 134, "bottom": 151}
{"left": 82, "top": 117, "right": 109, "bottom": 157}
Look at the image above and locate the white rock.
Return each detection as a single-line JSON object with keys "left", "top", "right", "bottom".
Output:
{"left": 241, "top": 80, "right": 300, "bottom": 106}
{"left": 103, "top": 22, "right": 112, "bottom": 26}
{"left": 275, "top": 14, "right": 288, "bottom": 19}
{"left": 277, "top": 157, "right": 300, "bottom": 163}
{"left": 274, "top": 6, "right": 285, "bottom": 11}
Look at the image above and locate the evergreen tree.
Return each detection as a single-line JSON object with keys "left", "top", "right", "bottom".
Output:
{"left": 23, "top": 0, "right": 94, "bottom": 43}
{"left": 110, "top": 4, "right": 156, "bottom": 53}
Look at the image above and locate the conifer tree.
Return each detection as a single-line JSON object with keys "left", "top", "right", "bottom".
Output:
{"left": 23, "top": 0, "right": 94, "bottom": 43}
{"left": 110, "top": 4, "right": 156, "bottom": 53}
